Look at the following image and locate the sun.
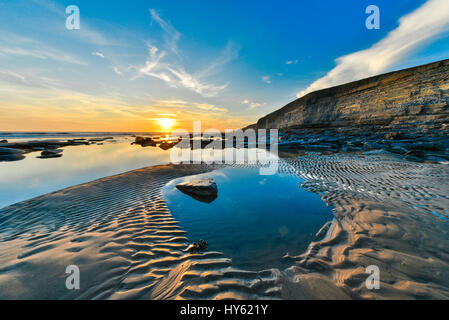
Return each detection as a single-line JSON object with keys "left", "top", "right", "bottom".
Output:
{"left": 158, "top": 118, "right": 175, "bottom": 132}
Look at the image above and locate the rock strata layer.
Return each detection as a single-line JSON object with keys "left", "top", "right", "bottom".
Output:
{"left": 256, "top": 59, "right": 449, "bottom": 131}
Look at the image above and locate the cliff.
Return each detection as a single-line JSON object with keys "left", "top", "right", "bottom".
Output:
{"left": 256, "top": 59, "right": 449, "bottom": 130}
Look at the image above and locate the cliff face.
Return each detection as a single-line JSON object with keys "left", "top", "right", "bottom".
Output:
{"left": 256, "top": 59, "right": 449, "bottom": 130}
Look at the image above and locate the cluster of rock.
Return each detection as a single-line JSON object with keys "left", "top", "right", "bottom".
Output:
{"left": 277, "top": 125, "right": 449, "bottom": 163}
{"left": 0, "top": 137, "right": 114, "bottom": 162}
{"left": 133, "top": 136, "right": 181, "bottom": 150}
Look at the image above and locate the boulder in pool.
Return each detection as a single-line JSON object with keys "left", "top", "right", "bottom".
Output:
{"left": 176, "top": 178, "right": 218, "bottom": 203}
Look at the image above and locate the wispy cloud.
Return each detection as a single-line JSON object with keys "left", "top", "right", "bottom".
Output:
{"left": 262, "top": 75, "right": 271, "bottom": 84}
{"left": 156, "top": 99, "right": 228, "bottom": 113}
{"left": 0, "top": 32, "right": 86, "bottom": 65}
{"left": 150, "top": 8, "right": 181, "bottom": 54}
{"left": 137, "top": 44, "right": 175, "bottom": 86}
{"left": 167, "top": 66, "right": 229, "bottom": 97}
{"left": 297, "top": 0, "right": 449, "bottom": 97}
{"left": 112, "top": 67, "right": 122, "bottom": 75}
{"left": 286, "top": 59, "right": 298, "bottom": 65}
{"left": 92, "top": 52, "right": 105, "bottom": 58}
{"left": 137, "top": 10, "right": 235, "bottom": 97}
{"left": 242, "top": 99, "right": 262, "bottom": 109}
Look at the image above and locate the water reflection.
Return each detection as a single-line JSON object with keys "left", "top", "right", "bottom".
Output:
{"left": 0, "top": 137, "right": 171, "bottom": 208}
{"left": 164, "top": 167, "right": 333, "bottom": 270}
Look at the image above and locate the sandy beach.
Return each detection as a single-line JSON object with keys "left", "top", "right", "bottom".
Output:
{"left": 1, "top": 153, "right": 448, "bottom": 300}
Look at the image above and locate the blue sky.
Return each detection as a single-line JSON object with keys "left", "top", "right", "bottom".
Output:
{"left": 0, "top": 0, "right": 449, "bottom": 131}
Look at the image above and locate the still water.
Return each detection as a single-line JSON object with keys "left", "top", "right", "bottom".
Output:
{"left": 164, "top": 167, "right": 333, "bottom": 270}
{"left": 0, "top": 134, "right": 171, "bottom": 208}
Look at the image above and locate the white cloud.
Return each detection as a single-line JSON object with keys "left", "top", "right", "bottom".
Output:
{"left": 137, "top": 44, "right": 176, "bottom": 86}
{"left": 167, "top": 66, "right": 229, "bottom": 97}
{"left": 112, "top": 67, "right": 122, "bottom": 75}
{"left": 242, "top": 99, "right": 262, "bottom": 109}
{"left": 286, "top": 60, "right": 298, "bottom": 65}
{"left": 92, "top": 52, "right": 105, "bottom": 58}
{"left": 0, "top": 32, "right": 85, "bottom": 65}
{"left": 137, "top": 11, "right": 235, "bottom": 98}
{"left": 156, "top": 99, "right": 228, "bottom": 113}
{"left": 150, "top": 8, "right": 181, "bottom": 54}
{"left": 262, "top": 76, "right": 271, "bottom": 84}
{"left": 297, "top": 0, "right": 449, "bottom": 98}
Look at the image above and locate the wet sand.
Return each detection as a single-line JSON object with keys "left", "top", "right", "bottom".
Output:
{"left": 0, "top": 154, "right": 448, "bottom": 299}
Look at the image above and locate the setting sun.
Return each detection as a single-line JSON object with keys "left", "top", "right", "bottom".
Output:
{"left": 157, "top": 118, "right": 175, "bottom": 131}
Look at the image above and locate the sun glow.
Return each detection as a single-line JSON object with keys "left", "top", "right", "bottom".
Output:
{"left": 157, "top": 118, "right": 175, "bottom": 131}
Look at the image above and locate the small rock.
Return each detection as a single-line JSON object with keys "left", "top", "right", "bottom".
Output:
{"left": 404, "top": 150, "right": 425, "bottom": 158}
{"left": 386, "top": 146, "right": 409, "bottom": 155}
{"left": 134, "top": 136, "right": 156, "bottom": 147}
{"left": 159, "top": 141, "right": 176, "bottom": 150}
{"left": 176, "top": 178, "right": 218, "bottom": 203}
{"left": 385, "top": 132, "right": 402, "bottom": 140}
{"left": 38, "top": 149, "right": 63, "bottom": 159}
{"left": 185, "top": 240, "right": 208, "bottom": 253}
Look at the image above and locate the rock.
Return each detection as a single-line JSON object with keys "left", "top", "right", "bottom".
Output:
{"left": 386, "top": 146, "right": 409, "bottom": 155}
{"left": 0, "top": 147, "right": 25, "bottom": 155}
{"left": 0, "top": 153, "right": 25, "bottom": 162}
{"left": 159, "top": 141, "right": 176, "bottom": 150}
{"left": 255, "top": 59, "right": 449, "bottom": 135}
{"left": 185, "top": 240, "right": 208, "bottom": 253}
{"left": 404, "top": 150, "right": 425, "bottom": 158}
{"left": 385, "top": 132, "right": 403, "bottom": 140}
{"left": 176, "top": 178, "right": 218, "bottom": 203}
{"left": 305, "top": 144, "right": 335, "bottom": 151}
{"left": 38, "top": 149, "right": 63, "bottom": 159}
{"left": 0, "top": 147, "right": 26, "bottom": 161}
{"left": 363, "top": 149, "right": 394, "bottom": 156}
{"left": 0, "top": 139, "right": 7, "bottom": 143}
{"left": 340, "top": 146, "right": 362, "bottom": 152}
{"left": 134, "top": 136, "right": 156, "bottom": 147}
{"left": 363, "top": 141, "right": 384, "bottom": 150}
{"left": 404, "top": 155, "right": 425, "bottom": 163}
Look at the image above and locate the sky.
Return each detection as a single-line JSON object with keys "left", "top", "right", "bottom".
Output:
{"left": 1, "top": 0, "right": 449, "bottom": 132}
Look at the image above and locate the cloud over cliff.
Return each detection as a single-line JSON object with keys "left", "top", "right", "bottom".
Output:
{"left": 297, "top": 0, "right": 449, "bottom": 98}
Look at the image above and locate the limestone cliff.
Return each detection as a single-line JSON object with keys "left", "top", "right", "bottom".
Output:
{"left": 256, "top": 59, "right": 449, "bottom": 130}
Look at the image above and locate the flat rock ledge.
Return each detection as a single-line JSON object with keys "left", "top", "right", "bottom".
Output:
{"left": 176, "top": 178, "right": 218, "bottom": 203}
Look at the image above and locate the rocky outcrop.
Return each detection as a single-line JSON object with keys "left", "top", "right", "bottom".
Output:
{"left": 256, "top": 59, "right": 449, "bottom": 131}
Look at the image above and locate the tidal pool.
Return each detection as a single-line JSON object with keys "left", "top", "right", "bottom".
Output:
{"left": 164, "top": 167, "right": 333, "bottom": 271}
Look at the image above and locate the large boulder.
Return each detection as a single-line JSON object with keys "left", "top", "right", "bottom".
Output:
{"left": 176, "top": 178, "right": 218, "bottom": 203}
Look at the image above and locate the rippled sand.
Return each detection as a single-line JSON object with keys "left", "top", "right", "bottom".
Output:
{"left": 0, "top": 154, "right": 448, "bottom": 299}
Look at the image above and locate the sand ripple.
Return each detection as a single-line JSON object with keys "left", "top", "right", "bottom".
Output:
{"left": 1, "top": 155, "right": 448, "bottom": 299}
